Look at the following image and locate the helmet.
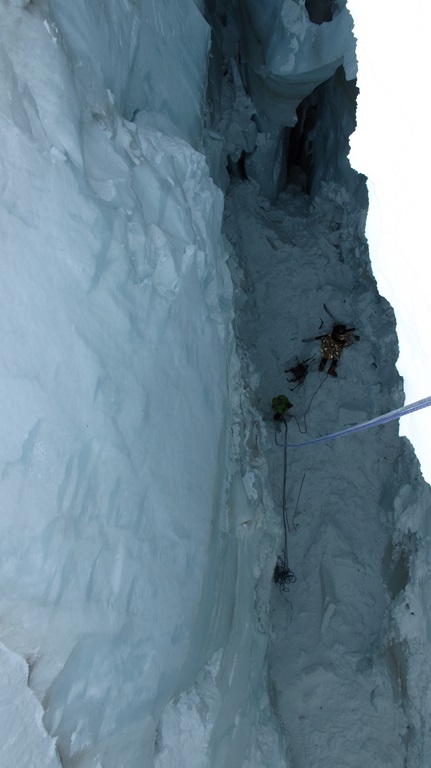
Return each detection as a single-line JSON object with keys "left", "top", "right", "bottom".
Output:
{"left": 333, "top": 324, "right": 347, "bottom": 336}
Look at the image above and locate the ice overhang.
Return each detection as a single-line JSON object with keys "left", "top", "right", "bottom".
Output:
{"left": 235, "top": 0, "right": 356, "bottom": 127}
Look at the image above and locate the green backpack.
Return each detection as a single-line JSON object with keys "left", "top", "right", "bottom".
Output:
{"left": 272, "top": 395, "right": 293, "bottom": 415}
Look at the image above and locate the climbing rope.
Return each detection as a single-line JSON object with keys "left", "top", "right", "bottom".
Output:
{"left": 290, "top": 373, "right": 328, "bottom": 434}
{"left": 273, "top": 419, "right": 297, "bottom": 591}
{"left": 275, "top": 394, "right": 431, "bottom": 449}
{"left": 272, "top": 395, "right": 431, "bottom": 590}
{"left": 292, "top": 472, "right": 306, "bottom": 532}
{"left": 272, "top": 378, "right": 328, "bottom": 590}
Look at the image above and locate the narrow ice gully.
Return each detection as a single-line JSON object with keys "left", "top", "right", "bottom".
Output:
{"left": 0, "top": 1, "right": 431, "bottom": 767}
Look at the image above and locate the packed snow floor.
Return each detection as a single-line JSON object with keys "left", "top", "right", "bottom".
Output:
{"left": 224, "top": 176, "right": 419, "bottom": 767}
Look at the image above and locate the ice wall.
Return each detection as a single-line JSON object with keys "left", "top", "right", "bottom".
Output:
{"left": 0, "top": 642, "right": 61, "bottom": 768}
{"left": 49, "top": 0, "right": 210, "bottom": 145}
{"left": 236, "top": 0, "right": 356, "bottom": 126}
{"left": 213, "top": 0, "right": 357, "bottom": 197}
{"left": 0, "top": 1, "right": 285, "bottom": 766}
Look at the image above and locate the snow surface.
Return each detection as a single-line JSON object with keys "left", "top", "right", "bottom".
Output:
{"left": 1, "top": 1, "right": 431, "bottom": 767}
{"left": 224, "top": 178, "right": 412, "bottom": 767}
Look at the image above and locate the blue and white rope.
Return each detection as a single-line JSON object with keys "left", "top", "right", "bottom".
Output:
{"left": 275, "top": 395, "right": 431, "bottom": 448}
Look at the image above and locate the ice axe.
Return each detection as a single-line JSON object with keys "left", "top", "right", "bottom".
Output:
{"left": 302, "top": 327, "right": 356, "bottom": 342}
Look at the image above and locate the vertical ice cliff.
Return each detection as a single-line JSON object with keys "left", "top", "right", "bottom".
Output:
{"left": 0, "top": 0, "right": 284, "bottom": 765}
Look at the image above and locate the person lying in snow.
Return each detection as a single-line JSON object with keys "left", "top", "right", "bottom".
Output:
{"left": 317, "top": 324, "right": 360, "bottom": 377}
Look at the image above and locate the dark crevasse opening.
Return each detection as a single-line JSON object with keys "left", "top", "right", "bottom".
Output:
{"left": 287, "top": 67, "right": 367, "bottom": 206}
{"left": 204, "top": 0, "right": 365, "bottom": 204}
{"left": 305, "top": 0, "right": 337, "bottom": 24}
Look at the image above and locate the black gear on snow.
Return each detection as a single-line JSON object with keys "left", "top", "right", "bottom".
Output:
{"left": 285, "top": 356, "right": 314, "bottom": 388}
